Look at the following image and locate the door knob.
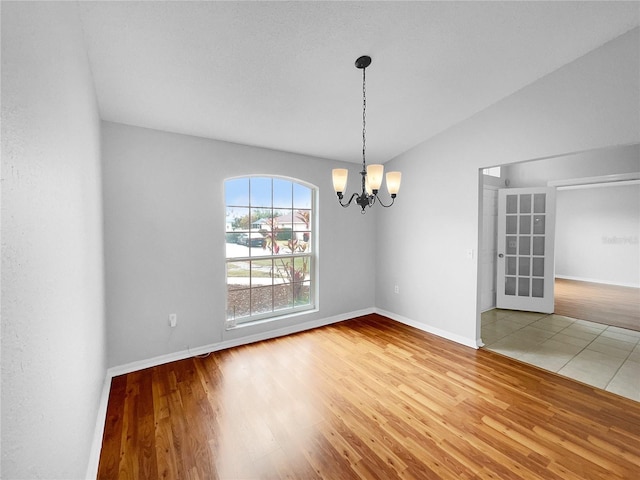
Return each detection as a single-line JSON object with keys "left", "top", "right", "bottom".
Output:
{"left": 498, "top": 253, "right": 504, "bottom": 258}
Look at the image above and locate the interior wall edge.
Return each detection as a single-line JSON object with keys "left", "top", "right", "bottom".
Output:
{"left": 375, "top": 308, "right": 480, "bottom": 349}
{"left": 85, "top": 375, "right": 113, "bottom": 480}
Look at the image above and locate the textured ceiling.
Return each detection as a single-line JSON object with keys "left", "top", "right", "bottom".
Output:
{"left": 77, "top": 1, "right": 639, "bottom": 164}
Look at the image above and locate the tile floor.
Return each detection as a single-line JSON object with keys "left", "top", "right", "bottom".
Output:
{"left": 481, "top": 309, "right": 640, "bottom": 402}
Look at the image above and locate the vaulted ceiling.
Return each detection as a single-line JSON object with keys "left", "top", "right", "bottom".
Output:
{"left": 77, "top": 1, "right": 639, "bottom": 164}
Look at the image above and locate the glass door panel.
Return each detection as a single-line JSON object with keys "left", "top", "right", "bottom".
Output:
{"left": 497, "top": 187, "right": 556, "bottom": 313}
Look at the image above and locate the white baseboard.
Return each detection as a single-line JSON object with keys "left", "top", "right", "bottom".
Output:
{"left": 555, "top": 275, "right": 639, "bottom": 289}
{"left": 106, "top": 308, "right": 374, "bottom": 378}
{"left": 86, "top": 307, "right": 374, "bottom": 477}
{"left": 374, "top": 308, "right": 480, "bottom": 349}
{"left": 85, "top": 374, "right": 113, "bottom": 480}
{"left": 86, "top": 307, "right": 482, "bottom": 476}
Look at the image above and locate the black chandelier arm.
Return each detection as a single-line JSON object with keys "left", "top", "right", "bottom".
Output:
{"left": 373, "top": 193, "right": 397, "bottom": 208}
{"left": 336, "top": 192, "right": 360, "bottom": 208}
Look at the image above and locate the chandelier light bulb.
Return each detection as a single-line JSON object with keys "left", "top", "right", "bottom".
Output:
{"left": 366, "top": 164, "right": 384, "bottom": 191}
{"left": 386, "top": 171, "right": 402, "bottom": 196}
{"left": 332, "top": 169, "right": 348, "bottom": 194}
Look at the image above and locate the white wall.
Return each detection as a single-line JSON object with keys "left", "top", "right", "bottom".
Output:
{"left": 1, "top": 2, "right": 106, "bottom": 479}
{"left": 102, "top": 121, "right": 376, "bottom": 368}
{"left": 555, "top": 184, "right": 639, "bottom": 287}
{"left": 376, "top": 27, "right": 640, "bottom": 346}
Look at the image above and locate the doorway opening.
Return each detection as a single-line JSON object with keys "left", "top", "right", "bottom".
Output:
{"left": 476, "top": 145, "right": 640, "bottom": 400}
{"left": 478, "top": 144, "right": 639, "bottom": 332}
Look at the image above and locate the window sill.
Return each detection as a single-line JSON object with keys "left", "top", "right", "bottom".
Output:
{"left": 225, "top": 306, "right": 318, "bottom": 330}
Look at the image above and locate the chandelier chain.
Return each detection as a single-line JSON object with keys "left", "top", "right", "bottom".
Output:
{"left": 362, "top": 67, "right": 366, "bottom": 166}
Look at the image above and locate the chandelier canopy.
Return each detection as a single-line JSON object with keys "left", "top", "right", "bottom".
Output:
{"left": 332, "top": 55, "right": 401, "bottom": 213}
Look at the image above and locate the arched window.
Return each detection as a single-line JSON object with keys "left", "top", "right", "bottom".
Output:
{"left": 225, "top": 176, "right": 315, "bottom": 326}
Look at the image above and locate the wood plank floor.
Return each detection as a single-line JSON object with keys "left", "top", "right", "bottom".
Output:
{"left": 98, "top": 314, "right": 640, "bottom": 479}
{"left": 555, "top": 278, "right": 640, "bottom": 332}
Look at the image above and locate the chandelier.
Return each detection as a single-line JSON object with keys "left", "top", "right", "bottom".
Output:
{"left": 332, "top": 55, "right": 401, "bottom": 213}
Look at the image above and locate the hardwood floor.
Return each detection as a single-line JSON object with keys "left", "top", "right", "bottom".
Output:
{"left": 98, "top": 314, "right": 640, "bottom": 479}
{"left": 555, "top": 278, "right": 640, "bottom": 332}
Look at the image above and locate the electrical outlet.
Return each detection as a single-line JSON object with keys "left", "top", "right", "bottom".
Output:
{"left": 169, "top": 314, "right": 177, "bottom": 327}
{"left": 394, "top": 285, "right": 400, "bottom": 294}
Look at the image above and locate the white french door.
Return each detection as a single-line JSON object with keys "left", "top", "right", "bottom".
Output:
{"left": 497, "top": 187, "right": 556, "bottom": 313}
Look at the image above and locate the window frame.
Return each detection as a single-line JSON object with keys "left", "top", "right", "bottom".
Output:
{"left": 224, "top": 175, "right": 316, "bottom": 326}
